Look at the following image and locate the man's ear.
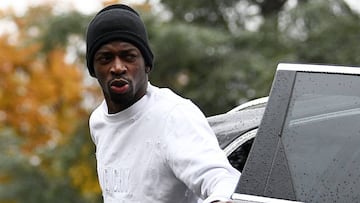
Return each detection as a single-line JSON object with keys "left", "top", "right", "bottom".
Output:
{"left": 145, "top": 66, "right": 151, "bottom": 73}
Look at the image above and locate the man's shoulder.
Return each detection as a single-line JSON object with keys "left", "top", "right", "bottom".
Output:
{"left": 89, "top": 100, "right": 106, "bottom": 122}
{"left": 150, "top": 86, "right": 205, "bottom": 119}
{"left": 150, "top": 85, "right": 189, "bottom": 106}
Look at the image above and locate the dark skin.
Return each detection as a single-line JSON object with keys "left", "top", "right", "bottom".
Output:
{"left": 93, "top": 40, "right": 150, "bottom": 114}
{"left": 93, "top": 40, "right": 233, "bottom": 203}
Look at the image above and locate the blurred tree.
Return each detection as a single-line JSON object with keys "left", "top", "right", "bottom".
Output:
{"left": 159, "top": 0, "right": 236, "bottom": 29}
{"left": 0, "top": 6, "right": 101, "bottom": 203}
{"left": 284, "top": 0, "right": 360, "bottom": 66}
{"left": 160, "top": 0, "right": 288, "bottom": 32}
{"left": 153, "top": 0, "right": 360, "bottom": 115}
{"left": 0, "top": 126, "right": 100, "bottom": 203}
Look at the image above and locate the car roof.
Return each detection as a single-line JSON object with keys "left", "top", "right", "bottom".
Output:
{"left": 208, "top": 98, "right": 267, "bottom": 149}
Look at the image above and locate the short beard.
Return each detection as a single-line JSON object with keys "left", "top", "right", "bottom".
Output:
{"left": 110, "top": 92, "right": 133, "bottom": 106}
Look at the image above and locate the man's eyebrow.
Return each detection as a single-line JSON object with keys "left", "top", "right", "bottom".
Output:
{"left": 95, "top": 46, "right": 138, "bottom": 56}
{"left": 95, "top": 49, "right": 111, "bottom": 54}
{"left": 94, "top": 51, "right": 111, "bottom": 58}
{"left": 120, "top": 47, "right": 138, "bottom": 52}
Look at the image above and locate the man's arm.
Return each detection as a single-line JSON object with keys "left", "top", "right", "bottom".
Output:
{"left": 163, "top": 102, "right": 240, "bottom": 201}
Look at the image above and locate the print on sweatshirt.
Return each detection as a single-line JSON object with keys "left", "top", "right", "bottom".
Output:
{"left": 98, "top": 167, "right": 131, "bottom": 194}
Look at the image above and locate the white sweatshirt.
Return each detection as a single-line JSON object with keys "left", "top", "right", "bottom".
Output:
{"left": 89, "top": 83, "right": 240, "bottom": 203}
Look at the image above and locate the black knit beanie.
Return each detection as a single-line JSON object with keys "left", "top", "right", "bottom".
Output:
{"left": 86, "top": 4, "right": 154, "bottom": 77}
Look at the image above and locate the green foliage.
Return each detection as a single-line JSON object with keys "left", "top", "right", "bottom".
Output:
{"left": 0, "top": 127, "right": 100, "bottom": 203}
{"left": 39, "top": 11, "right": 91, "bottom": 54}
{"left": 161, "top": 0, "right": 288, "bottom": 32}
{"left": 287, "top": 0, "right": 360, "bottom": 65}
{"left": 148, "top": 20, "right": 283, "bottom": 115}
{"left": 160, "top": 0, "right": 237, "bottom": 29}
{"left": 149, "top": 22, "right": 241, "bottom": 114}
{"left": 151, "top": 0, "right": 360, "bottom": 115}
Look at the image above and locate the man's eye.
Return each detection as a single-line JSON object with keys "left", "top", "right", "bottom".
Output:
{"left": 97, "top": 54, "right": 113, "bottom": 63}
{"left": 121, "top": 53, "right": 137, "bottom": 62}
{"left": 126, "top": 54, "right": 136, "bottom": 61}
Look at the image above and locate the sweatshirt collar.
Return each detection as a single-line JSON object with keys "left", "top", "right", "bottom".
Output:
{"left": 101, "top": 82, "right": 154, "bottom": 122}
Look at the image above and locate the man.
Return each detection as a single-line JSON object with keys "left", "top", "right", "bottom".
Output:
{"left": 86, "top": 4, "right": 240, "bottom": 203}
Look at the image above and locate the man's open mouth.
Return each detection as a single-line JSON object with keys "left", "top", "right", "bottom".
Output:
{"left": 110, "top": 79, "right": 129, "bottom": 94}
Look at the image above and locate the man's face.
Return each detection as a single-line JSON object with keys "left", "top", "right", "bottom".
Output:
{"left": 93, "top": 40, "right": 149, "bottom": 113}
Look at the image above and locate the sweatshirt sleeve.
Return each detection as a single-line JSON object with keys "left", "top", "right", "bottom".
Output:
{"left": 162, "top": 100, "right": 241, "bottom": 202}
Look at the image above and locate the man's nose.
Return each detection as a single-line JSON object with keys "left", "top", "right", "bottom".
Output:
{"left": 110, "top": 57, "right": 126, "bottom": 75}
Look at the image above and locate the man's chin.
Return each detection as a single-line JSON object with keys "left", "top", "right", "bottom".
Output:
{"left": 110, "top": 93, "right": 131, "bottom": 104}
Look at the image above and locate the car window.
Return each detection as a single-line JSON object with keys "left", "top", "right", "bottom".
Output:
{"left": 228, "top": 135, "right": 254, "bottom": 172}
{"left": 281, "top": 72, "right": 360, "bottom": 202}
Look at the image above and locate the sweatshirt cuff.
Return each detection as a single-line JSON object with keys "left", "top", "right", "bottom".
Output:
{"left": 203, "top": 196, "right": 231, "bottom": 203}
{"left": 202, "top": 176, "right": 239, "bottom": 203}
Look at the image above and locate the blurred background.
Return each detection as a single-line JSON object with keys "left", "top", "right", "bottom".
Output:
{"left": 0, "top": 0, "right": 359, "bottom": 202}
